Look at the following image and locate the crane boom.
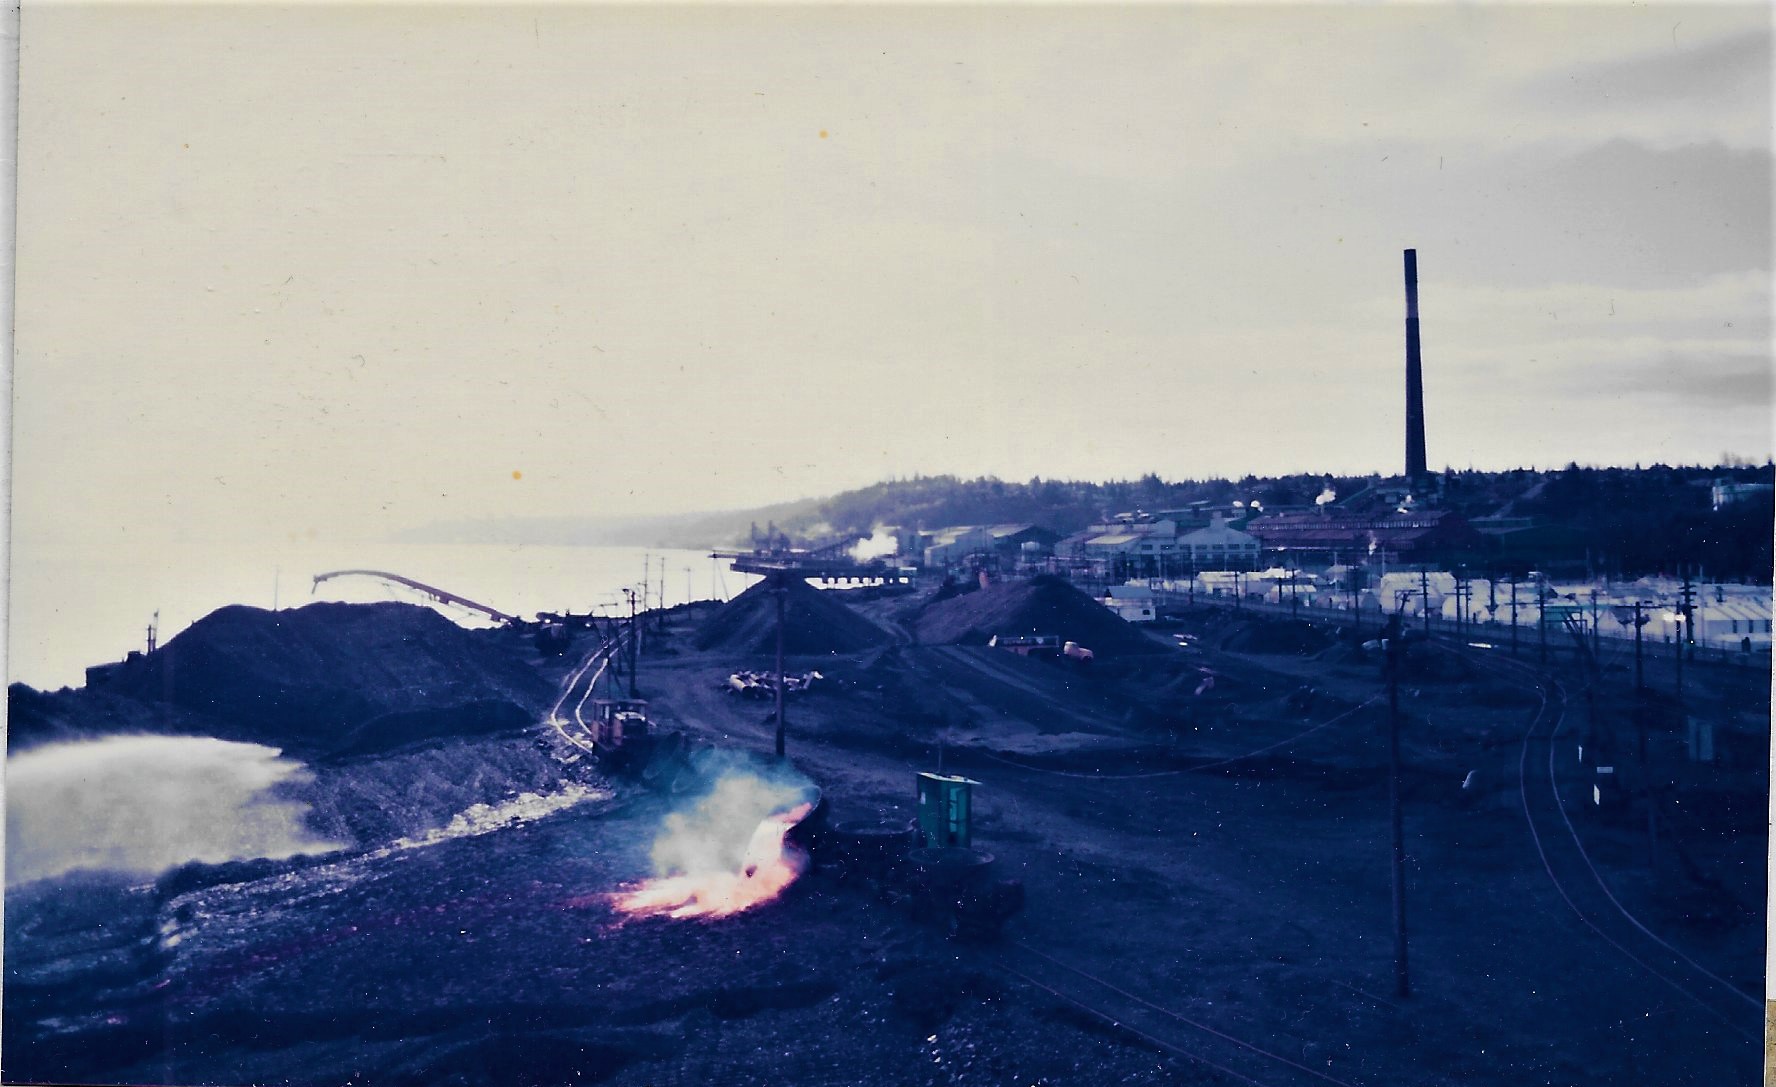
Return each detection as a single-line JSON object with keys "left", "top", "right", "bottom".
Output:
{"left": 311, "top": 569, "right": 519, "bottom": 624}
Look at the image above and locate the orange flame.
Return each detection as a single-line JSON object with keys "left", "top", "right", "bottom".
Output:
{"left": 611, "top": 803, "right": 813, "bottom": 920}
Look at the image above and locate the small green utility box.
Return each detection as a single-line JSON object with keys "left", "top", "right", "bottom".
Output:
{"left": 917, "top": 772, "right": 981, "bottom": 848}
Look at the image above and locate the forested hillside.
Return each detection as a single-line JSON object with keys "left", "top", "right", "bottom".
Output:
{"left": 401, "top": 463, "right": 1774, "bottom": 580}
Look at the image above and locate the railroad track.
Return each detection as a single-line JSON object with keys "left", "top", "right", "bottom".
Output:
{"left": 544, "top": 628, "right": 628, "bottom": 756}
{"left": 989, "top": 940, "right": 1369, "bottom": 1087}
{"left": 970, "top": 627, "right": 1758, "bottom": 1083}
{"left": 1453, "top": 645, "right": 1762, "bottom": 1045}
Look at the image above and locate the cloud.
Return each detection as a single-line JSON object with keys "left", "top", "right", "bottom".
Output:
{"left": 1521, "top": 27, "right": 1771, "bottom": 111}
{"left": 1428, "top": 271, "right": 1772, "bottom": 345}
{"left": 1261, "top": 138, "right": 1774, "bottom": 288}
{"left": 1610, "top": 351, "right": 1775, "bottom": 406}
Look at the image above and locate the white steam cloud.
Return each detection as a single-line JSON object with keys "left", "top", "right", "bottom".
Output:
{"left": 848, "top": 527, "right": 898, "bottom": 562}
{"left": 6, "top": 735, "right": 344, "bottom": 884}
{"left": 649, "top": 771, "right": 811, "bottom": 877}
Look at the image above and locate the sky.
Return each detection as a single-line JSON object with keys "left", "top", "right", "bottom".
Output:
{"left": 12, "top": 2, "right": 1773, "bottom": 551}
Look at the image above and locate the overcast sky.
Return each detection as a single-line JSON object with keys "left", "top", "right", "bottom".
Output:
{"left": 13, "top": 3, "right": 1772, "bottom": 549}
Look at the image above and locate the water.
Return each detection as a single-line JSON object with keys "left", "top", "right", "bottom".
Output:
{"left": 5, "top": 736, "right": 344, "bottom": 885}
{"left": 1, "top": 537, "right": 809, "bottom": 1085}
{"left": 8, "top": 541, "right": 759, "bottom": 691}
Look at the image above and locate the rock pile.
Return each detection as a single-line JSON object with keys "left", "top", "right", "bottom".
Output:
{"left": 1220, "top": 618, "right": 1332, "bottom": 656}
{"left": 910, "top": 575, "right": 1163, "bottom": 657}
{"left": 10, "top": 602, "right": 551, "bottom": 760}
{"left": 696, "top": 579, "right": 895, "bottom": 657}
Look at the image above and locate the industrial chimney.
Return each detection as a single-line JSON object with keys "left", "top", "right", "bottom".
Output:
{"left": 1403, "top": 249, "right": 1427, "bottom": 484}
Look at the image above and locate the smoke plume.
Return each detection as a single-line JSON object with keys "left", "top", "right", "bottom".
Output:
{"left": 6, "top": 735, "right": 343, "bottom": 885}
{"left": 611, "top": 758, "right": 819, "bottom": 920}
{"left": 648, "top": 770, "right": 812, "bottom": 877}
{"left": 848, "top": 527, "right": 899, "bottom": 562}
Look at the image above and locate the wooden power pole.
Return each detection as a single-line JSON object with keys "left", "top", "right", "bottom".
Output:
{"left": 1385, "top": 612, "right": 1410, "bottom": 998}
{"left": 774, "top": 575, "right": 788, "bottom": 759}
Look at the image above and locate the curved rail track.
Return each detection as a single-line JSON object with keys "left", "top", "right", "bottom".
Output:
{"left": 976, "top": 693, "right": 1382, "bottom": 782}
{"left": 964, "top": 615, "right": 1758, "bottom": 1083}
{"left": 990, "top": 941, "right": 1367, "bottom": 1087}
{"left": 1453, "top": 644, "right": 1760, "bottom": 1042}
{"left": 544, "top": 626, "right": 631, "bottom": 756}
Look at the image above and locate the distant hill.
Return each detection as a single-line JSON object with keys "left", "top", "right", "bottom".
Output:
{"left": 394, "top": 463, "right": 1774, "bottom": 579}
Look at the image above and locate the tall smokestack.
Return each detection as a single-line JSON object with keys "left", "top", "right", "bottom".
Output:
{"left": 1403, "top": 248, "right": 1427, "bottom": 484}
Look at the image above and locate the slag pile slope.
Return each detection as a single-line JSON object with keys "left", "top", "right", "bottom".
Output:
{"left": 105, "top": 602, "right": 552, "bottom": 758}
{"left": 911, "top": 575, "right": 1163, "bottom": 657}
{"left": 697, "top": 579, "right": 894, "bottom": 656}
{"left": 1220, "top": 619, "right": 1332, "bottom": 656}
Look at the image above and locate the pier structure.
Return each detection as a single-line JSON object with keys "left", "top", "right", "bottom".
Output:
{"left": 711, "top": 548, "right": 914, "bottom": 585}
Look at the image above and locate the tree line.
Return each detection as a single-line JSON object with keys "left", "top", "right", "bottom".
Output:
{"left": 745, "top": 463, "right": 1773, "bottom": 581}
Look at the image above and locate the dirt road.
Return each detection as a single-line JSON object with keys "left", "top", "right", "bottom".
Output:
{"left": 565, "top": 596, "right": 1764, "bottom": 1086}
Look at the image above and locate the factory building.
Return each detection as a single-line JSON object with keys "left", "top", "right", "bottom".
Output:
{"left": 1244, "top": 508, "right": 1484, "bottom": 565}
{"left": 1176, "top": 514, "right": 1261, "bottom": 570}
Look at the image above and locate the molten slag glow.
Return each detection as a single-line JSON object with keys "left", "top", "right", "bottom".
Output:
{"left": 613, "top": 802, "right": 813, "bottom": 920}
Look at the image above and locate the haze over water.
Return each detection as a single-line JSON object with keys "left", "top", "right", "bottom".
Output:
{"left": 9, "top": 543, "right": 757, "bottom": 692}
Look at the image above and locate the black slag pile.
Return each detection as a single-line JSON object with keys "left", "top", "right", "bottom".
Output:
{"left": 696, "top": 578, "right": 894, "bottom": 657}
{"left": 1219, "top": 618, "right": 1333, "bottom": 656}
{"left": 909, "top": 574, "right": 1165, "bottom": 657}
{"left": 8, "top": 602, "right": 552, "bottom": 761}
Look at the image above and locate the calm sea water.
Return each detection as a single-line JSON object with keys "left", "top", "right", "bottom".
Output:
{"left": 7, "top": 542, "right": 759, "bottom": 692}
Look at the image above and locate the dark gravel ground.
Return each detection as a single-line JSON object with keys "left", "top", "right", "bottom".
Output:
{"left": 5, "top": 592, "right": 1764, "bottom": 1086}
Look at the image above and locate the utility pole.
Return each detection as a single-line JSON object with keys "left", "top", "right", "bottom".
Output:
{"left": 773, "top": 574, "right": 788, "bottom": 759}
{"left": 1640, "top": 635, "right": 1657, "bottom": 870}
{"left": 1647, "top": 778, "right": 1659, "bottom": 872}
{"left": 1419, "top": 566, "right": 1431, "bottom": 638}
{"left": 1673, "top": 610, "right": 1684, "bottom": 701}
{"left": 1508, "top": 577, "right": 1520, "bottom": 658}
{"left": 1384, "top": 611, "right": 1410, "bottom": 998}
{"left": 1678, "top": 569, "right": 1697, "bottom": 661}
{"left": 1631, "top": 602, "right": 1646, "bottom": 690}
{"left": 1538, "top": 580, "right": 1548, "bottom": 668}
{"left": 624, "top": 587, "right": 639, "bottom": 697}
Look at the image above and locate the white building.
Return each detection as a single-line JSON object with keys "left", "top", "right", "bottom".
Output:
{"left": 1711, "top": 480, "right": 1774, "bottom": 510}
{"left": 1101, "top": 584, "right": 1157, "bottom": 622}
{"left": 922, "top": 526, "right": 995, "bottom": 567}
{"left": 1374, "top": 571, "right": 1456, "bottom": 616}
{"left": 1693, "top": 599, "right": 1773, "bottom": 649}
{"left": 1176, "top": 514, "right": 1260, "bottom": 570}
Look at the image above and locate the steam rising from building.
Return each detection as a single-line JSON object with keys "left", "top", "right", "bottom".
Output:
{"left": 849, "top": 527, "right": 899, "bottom": 562}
